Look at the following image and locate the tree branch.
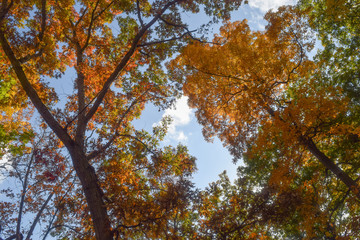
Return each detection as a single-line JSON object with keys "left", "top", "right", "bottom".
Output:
{"left": 43, "top": 224, "right": 83, "bottom": 236}
{"left": 25, "top": 192, "right": 54, "bottom": 240}
{"left": 87, "top": 88, "right": 152, "bottom": 160}
{"left": 42, "top": 179, "right": 76, "bottom": 240}
{"left": 136, "top": 0, "right": 144, "bottom": 27}
{"left": 16, "top": 148, "right": 37, "bottom": 238}
{"left": 300, "top": 136, "right": 360, "bottom": 199}
{"left": 0, "top": 32, "right": 74, "bottom": 149}
{"left": 0, "top": 0, "right": 13, "bottom": 22}
{"left": 81, "top": 0, "right": 100, "bottom": 52}
{"left": 138, "top": 30, "right": 196, "bottom": 47}
{"left": 75, "top": 6, "right": 89, "bottom": 27}
{"left": 85, "top": 0, "right": 184, "bottom": 123}
{"left": 17, "top": 0, "right": 47, "bottom": 64}
{"left": 265, "top": 104, "right": 360, "bottom": 199}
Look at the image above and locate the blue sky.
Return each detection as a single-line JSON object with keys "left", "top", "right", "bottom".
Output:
{"left": 0, "top": 0, "right": 297, "bottom": 188}
{"left": 135, "top": 0, "right": 297, "bottom": 189}
{"left": 0, "top": 2, "right": 298, "bottom": 187}
{"left": 0, "top": 1, "right": 300, "bottom": 238}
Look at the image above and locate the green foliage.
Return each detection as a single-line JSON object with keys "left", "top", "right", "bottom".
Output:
{"left": 299, "top": 0, "right": 360, "bottom": 105}
{"left": 169, "top": 3, "right": 360, "bottom": 239}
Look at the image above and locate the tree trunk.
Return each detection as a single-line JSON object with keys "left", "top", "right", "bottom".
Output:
{"left": 68, "top": 146, "right": 113, "bottom": 240}
{"left": 300, "top": 136, "right": 360, "bottom": 199}
{"left": 264, "top": 106, "right": 360, "bottom": 199}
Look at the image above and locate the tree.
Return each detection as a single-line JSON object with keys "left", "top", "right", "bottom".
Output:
{"left": 0, "top": 0, "right": 245, "bottom": 239}
{"left": 299, "top": 0, "right": 360, "bottom": 104}
{"left": 193, "top": 172, "right": 274, "bottom": 239}
{"left": 170, "top": 5, "right": 360, "bottom": 238}
{"left": 1, "top": 127, "right": 198, "bottom": 239}
{"left": 0, "top": 131, "right": 76, "bottom": 240}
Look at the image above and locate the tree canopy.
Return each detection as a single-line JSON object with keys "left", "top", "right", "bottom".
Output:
{"left": 170, "top": 3, "right": 360, "bottom": 239}
{"left": 0, "top": 0, "right": 244, "bottom": 239}
{"left": 1, "top": 0, "right": 359, "bottom": 239}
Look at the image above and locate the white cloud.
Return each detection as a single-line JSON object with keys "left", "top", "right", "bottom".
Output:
{"left": 154, "top": 96, "right": 193, "bottom": 143}
{"left": 248, "top": 0, "right": 297, "bottom": 13}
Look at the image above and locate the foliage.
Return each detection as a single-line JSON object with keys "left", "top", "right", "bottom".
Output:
{"left": 0, "top": 129, "right": 198, "bottom": 239}
{"left": 299, "top": 0, "right": 360, "bottom": 104}
{"left": 0, "top": 132, "right": 75, "bottom": 240}
{"left": 2, "top": 0, "right": 359, "bottom": 238}
{"left": 0, "top": 0, "right": 245, "bottom": 239}
{"left": 170, "top": 5, "right": 360, "bottom": 239}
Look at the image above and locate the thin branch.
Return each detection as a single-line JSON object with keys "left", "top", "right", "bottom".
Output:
{"left": 82, "top": 0, "right": 115, "bottom": 51}
{"left": 138, "top": 30, "right": 195, "bottom": 47}
{"left": 75, "top": 6, "right": 88, "bottom": 27}
{"left": 115, "top": 214, "right": 166, "bottom": 232}
{"left": 18, "top": 50, "right": 44, "bottom": 64}
{"left": 118, "top": 133, "right": 157, "bottom": 155}
{"left": 16, "top": 149, "right": 37, "bottom": 237}
{"left": 136, "top": 0, "right": 144, "bottom": 27}
{"left": 81, "top": 0, "right": 100, "bottom": 52}
{"left": 64, "top": 95, "right": 97, "bottom": 130}
{"left": 42, "top": 179, "right": 76, "bottom": 240}
{"left": 85, "top": 0, "right": 184, "bottom": 123}
{"left": 286, "top": 29, "right": 304, "bottom": 82}
{"left": 159, "top": 15, "right": 222, "bottom": 45}
{"left": 25, "top": 192, "right": 54, "bottom": 240}
{"left": 87, "top": 88, "right": 152, "bottom": 160}
{"left": 43, "top": 224, "right": 83, "bottom": 236}
{"left": 329, "top": 189, "right": 350, "bottom": 220}
{"left": 17, "top": 0, "right": 47, "bottom": 64}
{"left": 159, "top": 15, "right": 187, "bottom": 29}
{"left": 94, "top": 0, "right": 114, "bottom": 20}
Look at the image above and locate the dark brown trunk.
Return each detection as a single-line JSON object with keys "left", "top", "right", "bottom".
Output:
{"left": 69, "top": 146, "right": 113, "bottom": 240}
{"left": 264, "top": 106, "right": 360, "bottom": 199}
{"left": 0, "top": 32, "right": 114, "bottom": 239}
{"left": 300, "top": 137, "right": 360, "bottom": 198}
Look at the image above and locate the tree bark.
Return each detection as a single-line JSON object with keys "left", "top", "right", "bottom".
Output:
{"left": 68, "top": 146, "right": 113, "bottom": 240}
{"left": 264, "top": 106, "right": 360, "bottom": 199}
{"left": 300, "top": 137, "right": 360, "bottom": 198}
{"left": 0, "top": 1, "right": 185, "bottom": 239}
{"left": 0, "top": 32, "right": 113, "bottom": 240}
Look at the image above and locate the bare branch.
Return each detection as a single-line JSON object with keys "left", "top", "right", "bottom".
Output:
{"left": 42, "top": 179, "right": 76, "bottom": 240}
{"left": 16, "top": 148, "right": 37, "bottom": 237}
